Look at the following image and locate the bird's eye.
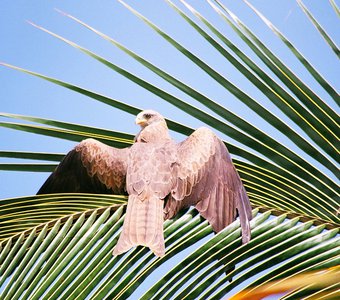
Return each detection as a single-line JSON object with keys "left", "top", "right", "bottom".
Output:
{"left": 144, "top": 113, "right": 152, "bottom": 119}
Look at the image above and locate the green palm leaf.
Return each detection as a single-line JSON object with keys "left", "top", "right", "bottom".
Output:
{"left": 297, "top": 0, "right": 340, "bottom": 59}
{"left": 1, "top": 0, "right": 339, "bottom": 299}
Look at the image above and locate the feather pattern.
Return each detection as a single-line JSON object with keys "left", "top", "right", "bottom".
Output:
{"left": 38, "top": 110, "right": 252, "bottom": 257}
{"left": 113, "top": 194, "right": 165, "bottom": 257}
{"left": 165, "top": 127, "right": 252, "bottom": 242}
{"left": 114, "top": 136, "right": 176, "bottom": 257}
{"left": 76, "top": 139, "right": 128, "bottom": 193}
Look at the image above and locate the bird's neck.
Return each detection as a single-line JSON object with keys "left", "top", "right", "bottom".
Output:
{"left": 135, "top": 121, "right": 172, "bottom": 143}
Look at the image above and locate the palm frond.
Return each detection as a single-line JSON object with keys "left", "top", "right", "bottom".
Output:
{"left": 0, "top": 207, "right": 338, "bottom": 299}
{"left": 297, "top": 0, "right": 340, "bottom": 59}
{"left": 1, "top": 0, "right": 339, "bottom": 298}
{"left": 0, "top": 194, "right": 126, "bottom": 241}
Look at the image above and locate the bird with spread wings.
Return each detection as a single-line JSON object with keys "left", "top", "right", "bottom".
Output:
{"left": 38, "top": 110, "right": 252, "bottom": 257}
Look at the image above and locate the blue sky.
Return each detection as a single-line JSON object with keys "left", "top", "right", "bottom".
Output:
{"left": 1, "top": 0, "right": 338, "bottom": 198}
{"left": 0, "top": 0, "right": 339, "bottom": 299}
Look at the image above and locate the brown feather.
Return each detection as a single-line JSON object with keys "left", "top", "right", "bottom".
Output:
{"left": 37, "top": 138, "right": 129, "bottom": 195}
{"left": 113, "top": 194, "right": 165, "bottom": 257}
{"left": 76, "top": 139, "right": 128, "bottom": 193}
{"left": 113, "top": 120, "right": 176, "bottom": 256}
{"left": 166, "top": 127, "right": 252, "bottom": 243}
{"left": 39, "top": 110, "right": 252, "bottom": 258}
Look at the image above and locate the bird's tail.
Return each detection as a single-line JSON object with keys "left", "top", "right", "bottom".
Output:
{"left": 113, "top": 194, "right": 165, "bottom": 257}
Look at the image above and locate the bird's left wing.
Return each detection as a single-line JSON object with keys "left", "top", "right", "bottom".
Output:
{"left": 37, "top": 138, "right": 129, "bottom": 195}
{"left": 165, "top": 128, "right": 252, "bottom": 243}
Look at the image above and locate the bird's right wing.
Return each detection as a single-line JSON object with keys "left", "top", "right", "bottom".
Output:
{"left": 165, "top": 127, "right": 252, "bottom": 243}
{"left": 37, "top": 138, "right": 129, "bottom": 195}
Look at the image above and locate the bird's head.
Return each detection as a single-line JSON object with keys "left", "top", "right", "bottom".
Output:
{"left": 135, "top": 110, "right": 165, "bottom": 128}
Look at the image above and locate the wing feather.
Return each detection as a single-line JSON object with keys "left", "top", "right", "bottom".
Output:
{"left": 165, "top": 127, "right": 252, "bottom": 243}
{"left": 37, "top": 138, "right": 129, "bottom": 195}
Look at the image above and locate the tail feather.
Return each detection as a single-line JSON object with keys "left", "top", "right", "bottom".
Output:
{"left": 113, "top": 195, "right": 165, "bottom": 257}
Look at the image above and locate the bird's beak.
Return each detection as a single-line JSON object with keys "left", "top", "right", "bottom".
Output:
{"left": 135, "top": 116, "right": 147, "bottom": 126}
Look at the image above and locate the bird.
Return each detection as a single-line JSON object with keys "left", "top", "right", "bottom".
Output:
{"left": 37, "top": 109, "right": 252, "bottom": 257}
